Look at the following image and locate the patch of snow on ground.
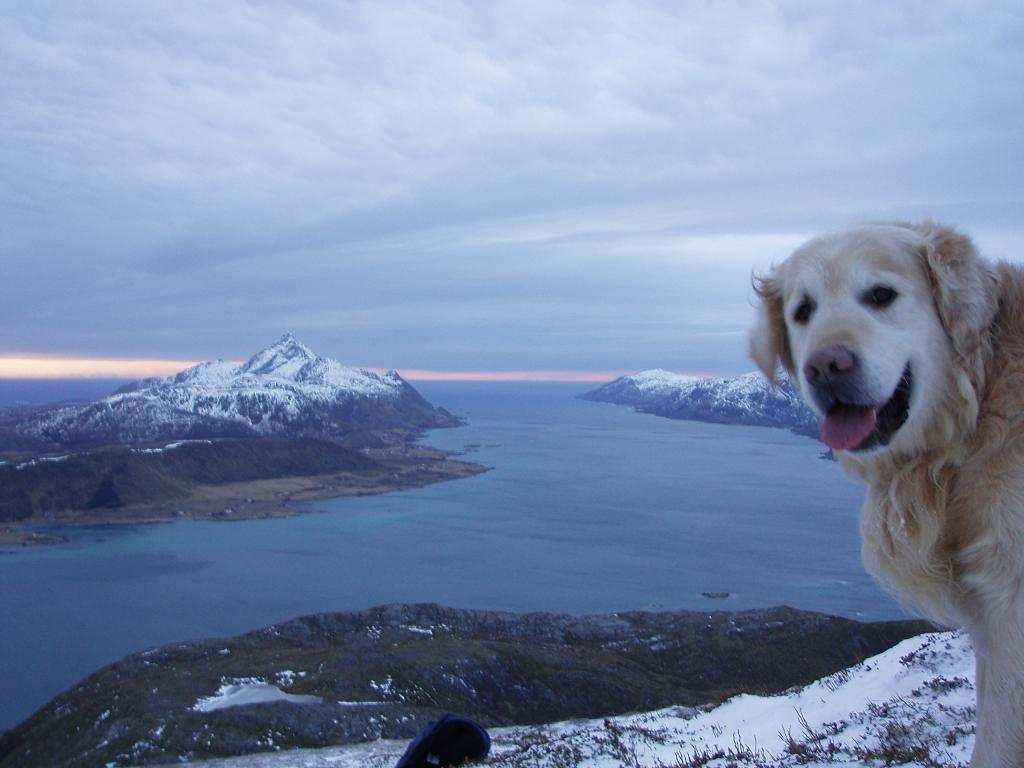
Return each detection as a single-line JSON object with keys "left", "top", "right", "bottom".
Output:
{"left": 15, "top": 454, "right": 70, "bottom": 469}
{"left": 402, "top": 625, "right": 434, "bottom": 636}
{"left": 369, "top": 676, "right": 398, "bottom": 699}
{"left": 133, "top": 439, "right": 215, "bottom": 454}
{"left": 181, "top": 630, "right": 976, "bottom": 767}
{"left": 275, "top": 670, "right": 308, "bottom": 687}
{"left": 192, "top": 678, "right": 323, "bottom": 713}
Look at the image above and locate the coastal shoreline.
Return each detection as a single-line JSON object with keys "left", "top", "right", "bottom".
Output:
{"left": 0, "top": 527, "right": 67, "bottom": 547}
{"left": 0, "top": 446, "right": 487, "bottom": 548}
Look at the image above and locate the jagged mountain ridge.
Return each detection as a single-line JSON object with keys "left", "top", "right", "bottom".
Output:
{"left": 581, "top": 369, "right": 820, "bottom": 439}
{"left": 11, "top": 334, "right": 460, "bottom": 449}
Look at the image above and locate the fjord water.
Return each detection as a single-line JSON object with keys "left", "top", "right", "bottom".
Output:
{"left": 0, "top": 382, "right": 896, "bottom": 730}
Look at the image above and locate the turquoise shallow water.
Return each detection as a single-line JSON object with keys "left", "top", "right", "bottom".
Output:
{"left": 0, "top": 382, "right": 897, "bottom": 730}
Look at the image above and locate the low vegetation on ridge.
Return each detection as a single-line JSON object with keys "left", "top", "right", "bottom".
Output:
{"left": 0, "top": 438, "right": 375, "bottom": 521}
{"left": 0, "top": 604, "right": 931, "bottom": 768}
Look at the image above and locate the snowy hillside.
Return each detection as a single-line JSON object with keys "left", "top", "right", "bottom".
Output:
{"left": 581, "top": 370, "right": 820, "bottom": 439}
{"left": 12, "top": 334, "right": 460, "bottom": 448}
{"left": 183, "top": 631, "right": 975, "bottom": 768}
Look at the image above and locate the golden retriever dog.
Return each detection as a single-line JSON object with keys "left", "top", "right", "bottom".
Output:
{"left": 749, "top": 221, "right": 1024, "bottom": 767}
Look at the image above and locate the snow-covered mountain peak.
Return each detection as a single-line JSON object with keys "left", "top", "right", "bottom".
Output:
{"left": 240, "top": 333, "right": 317, "bottom": 378}
{"left": 13, "top": 335, "right": 460, "bottom": 448}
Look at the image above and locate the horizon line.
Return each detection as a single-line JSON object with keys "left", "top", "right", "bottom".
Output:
{"left": 0, "top": 356, "right": 652, "bottom": 383}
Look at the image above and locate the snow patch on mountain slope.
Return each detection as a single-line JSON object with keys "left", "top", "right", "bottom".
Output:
{"left": 192, "top": 679, "right": 323, "bottom": 713}
{"left": 12, "top": 454, "right": 70, "bottom": 470}
{"left": 629, "top": 369, "right": 702, "bottom": 395}
{"left": 131, "top": 439, "right": 214, "bottom": 454}
{"left": 180, "top": 631, "right": 975, "bottom": 767}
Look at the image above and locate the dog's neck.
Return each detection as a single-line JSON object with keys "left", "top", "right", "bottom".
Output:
{"left": 840, "top": 439, "right": 965, "bottom": 624}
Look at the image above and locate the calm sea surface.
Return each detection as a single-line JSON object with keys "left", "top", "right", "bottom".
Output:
{"left": 0, "top": 381, "right": 898, "bottom": 730}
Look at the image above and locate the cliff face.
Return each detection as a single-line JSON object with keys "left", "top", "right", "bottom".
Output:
{"left": 0, "top": 603, "right": 930, "bottom": 767}
{"left": 581, "top": 370, "right": 820, "bottom": 439}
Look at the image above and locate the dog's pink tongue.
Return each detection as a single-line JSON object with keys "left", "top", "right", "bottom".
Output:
{"left": 821, "top": 407, "right": 877, "bottom": 450}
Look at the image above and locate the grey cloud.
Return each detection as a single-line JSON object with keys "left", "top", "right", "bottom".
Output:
{"left": 1, "top": 1, "right": 1022, "bottom": 372}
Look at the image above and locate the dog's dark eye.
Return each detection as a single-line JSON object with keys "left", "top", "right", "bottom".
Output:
{"left": 864, "top": 285, "right": 898, "bottom": 309}
{"left": 793, "top": 296, "right": 815, "bottom": 325}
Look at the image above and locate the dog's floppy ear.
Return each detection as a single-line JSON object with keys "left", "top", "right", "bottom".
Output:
{"left": 749, "top": 270, "right": 794, "bottom": 383}
{"left": 914, "top": 222, "right": 998, "bottom": 384}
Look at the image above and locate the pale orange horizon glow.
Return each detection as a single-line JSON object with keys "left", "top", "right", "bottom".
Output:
{"left": 0, "top": 355, "right": 721, "bottom": 384}
{"left": 0, "top": 356, "right": 640, "bottom": 383}
{"left": 0, "top": 357, "right": 202, "bottom": 380}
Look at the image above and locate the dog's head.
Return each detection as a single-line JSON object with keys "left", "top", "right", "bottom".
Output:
{"left": 749, "top": 222, "right": 997, "bottom": 458}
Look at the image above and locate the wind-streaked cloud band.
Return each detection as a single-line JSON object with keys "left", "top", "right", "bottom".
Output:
{"left": 2, "top": 1, "right": 1021, "bottom": 374}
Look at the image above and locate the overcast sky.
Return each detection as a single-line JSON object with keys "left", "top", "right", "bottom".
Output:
{"left": 2, "top": 1, "right": 1022, "bottom": 376}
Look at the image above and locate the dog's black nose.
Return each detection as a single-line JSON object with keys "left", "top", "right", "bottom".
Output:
{"left": 804, "top": 344, "right": 857, "bottom": 385}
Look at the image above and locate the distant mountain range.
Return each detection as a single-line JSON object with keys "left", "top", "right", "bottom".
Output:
{"left": 4, "top": 334, "right": 460, "bottom": 450}
{"left": 580, "top": 369, "right": 819, "bottom": 439}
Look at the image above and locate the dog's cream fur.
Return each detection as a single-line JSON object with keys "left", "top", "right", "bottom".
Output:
{"left": 750, "top": 222, "right": 1024, "bottom": 767}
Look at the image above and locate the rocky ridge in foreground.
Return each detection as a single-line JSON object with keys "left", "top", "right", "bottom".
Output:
{"left": 182, "top": 629, "right": 975, "bottom": 768}
{"left": 0, "top": 604, "right": 930, "bottom": 767}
